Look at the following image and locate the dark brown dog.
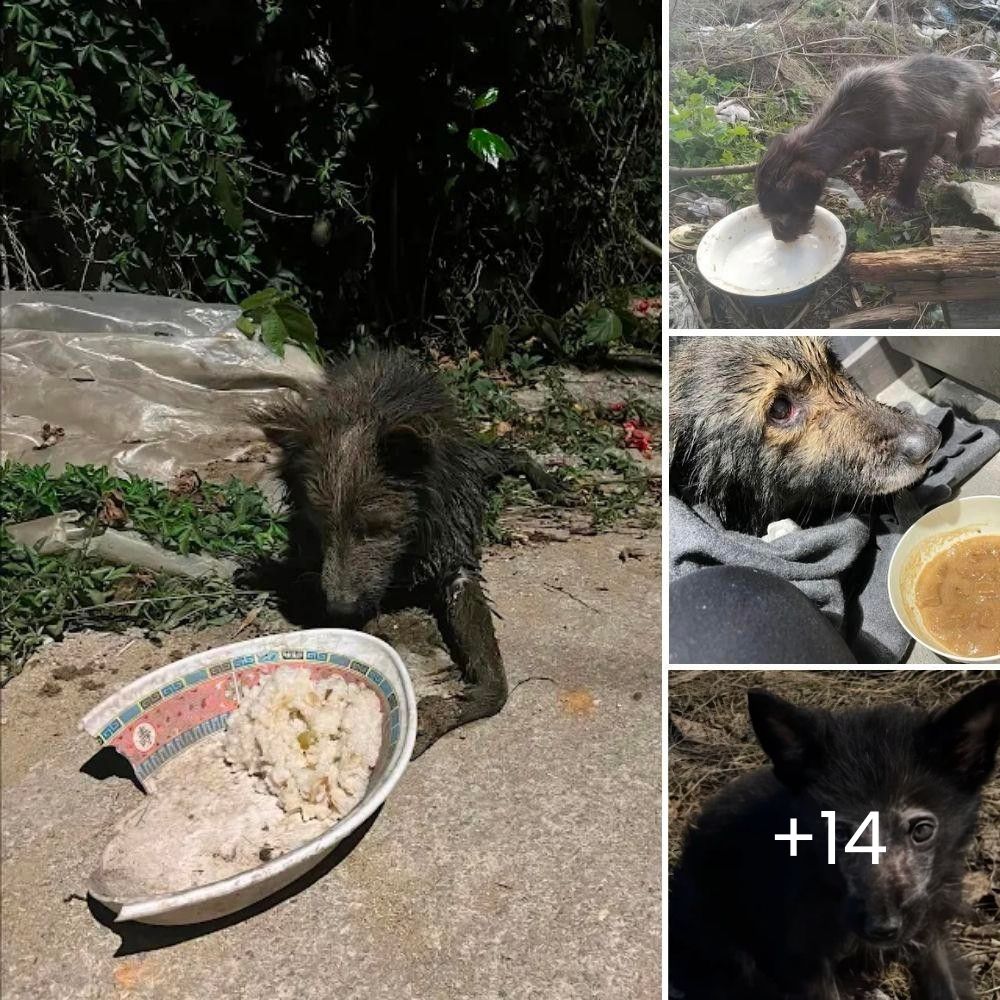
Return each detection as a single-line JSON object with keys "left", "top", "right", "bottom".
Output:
{"left": 757, "top": 55, "right": 992, "bottom": 241}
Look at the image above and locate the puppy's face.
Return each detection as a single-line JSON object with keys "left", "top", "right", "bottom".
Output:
{"left": 756, "top": 142, "right": 827, "bottom": 242}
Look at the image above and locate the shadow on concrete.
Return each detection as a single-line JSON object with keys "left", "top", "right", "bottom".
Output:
{"left": 87, "top": 808, "right": 381, "bottom": 956}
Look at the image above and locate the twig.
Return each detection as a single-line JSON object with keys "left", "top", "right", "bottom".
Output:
{"left": 695, "top": 37, "right": 874, "bottom": 71}
{"left": 509, "top": 675, "right": 558, "bottom": 697}
{"left": 542, "top": 582, "right": 601, "bottom": 613}
{"left": 669, "top": 264, "right": 704, "bottom": 330}
{"left": 610, "top": 120, "right": 641, "bottom": 212}
{"left": 636, "top": 232, "right": 663, "bottom": 258}
{"left": 245, "top": 196, "right": 312, "bottom": 220}
{"left": 669, "top": 163, "right": 756, "bottom": 178}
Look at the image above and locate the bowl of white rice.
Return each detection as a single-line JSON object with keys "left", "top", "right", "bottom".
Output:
{"left": 80, "top": 629, "right": 417, "bottom": 925}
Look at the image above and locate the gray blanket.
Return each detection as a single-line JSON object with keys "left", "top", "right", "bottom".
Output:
{"left": 669, "top": 403, "right": 1000, "bottom": 663}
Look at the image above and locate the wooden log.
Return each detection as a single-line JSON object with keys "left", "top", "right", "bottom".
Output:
{"left": 845, "top": 246, "right": 1000, "bottom": 283}
{"left": 930, "top": 227, "right": 1000, "bottom": 327}
{"left": 827, "top": 304, "right": 921, "bottom": 328}
{"left": 891, "top": 278, "right": 1000, "bottom": 304}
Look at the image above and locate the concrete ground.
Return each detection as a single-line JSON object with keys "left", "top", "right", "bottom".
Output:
{"left": 0, "top": 532, "right": 662, "bottom": 1000}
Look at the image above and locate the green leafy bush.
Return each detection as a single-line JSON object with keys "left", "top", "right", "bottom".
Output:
{"left": 2, "top": 0, "right": 261, "bottom": 298}
{"left": 3, "top": 0, "right": 660, "bottom": 356}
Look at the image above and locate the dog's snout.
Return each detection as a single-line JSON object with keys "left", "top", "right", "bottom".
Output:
{"left": 860, "top": 913, "right": 903, "bottom": 946}
{"left": 897, "top": 425, "right": 941, "bottom": 466}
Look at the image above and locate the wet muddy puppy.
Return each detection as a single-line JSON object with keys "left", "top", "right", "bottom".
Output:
{"left": 757, "top": 54, "right": 992, "bottom": 241}
{"left": 254, "top": 350, "right": 560, "bottom": 757}
{"left": 669, "top": 336, "right": 941, "bottom": 534}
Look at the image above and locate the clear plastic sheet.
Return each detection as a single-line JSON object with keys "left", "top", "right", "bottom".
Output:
{"left": 0, "top": 290, "right": 322, "bottom": 490}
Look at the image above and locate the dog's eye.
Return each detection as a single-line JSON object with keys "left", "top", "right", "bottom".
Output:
{"left": 767, "top": 396, "right": 795, "bottom": 423}
{"left": 910, "top": 819, "right": 936, "bottom": 844}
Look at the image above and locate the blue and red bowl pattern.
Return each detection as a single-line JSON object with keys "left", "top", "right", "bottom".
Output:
{"left": 94, "top": 650, "right": 400, "bottom": 785}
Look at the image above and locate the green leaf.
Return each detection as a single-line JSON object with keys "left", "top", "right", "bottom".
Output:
{"left": 467, "top": 128, "right": 514, "bottom": 169}
{"left": 235, "top": 315, "right": 256, "bottom": 337}
{"left": 473, "top": 87, "right": 499, "bottom": 110}
{"left": 260, "top": 309, "right": 286, "bottom": 358}
{"left": 581, "top": 308, "right": 623, "bottom": 348}
{"left": 211, "top": 156, "right": 243, "bottom": 232}
{"left": 273, "top": 300, "right": 319, "bottom": 360}
{"left": 239, "top": 287, "right": 282, "bottom": 311}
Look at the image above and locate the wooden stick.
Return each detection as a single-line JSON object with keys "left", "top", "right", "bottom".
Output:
{"left": 827, "top": 304, "right": 921, "bottom": 328}
{"left": 668, "top": 163, "right": 757, "bottom": 178}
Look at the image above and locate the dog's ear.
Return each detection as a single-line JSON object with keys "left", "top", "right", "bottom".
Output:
{"left": 379, "top": 422, "right": 433, "bottom": 478}
{"left": 748, "top": 688, "right": 824, "bottom": 789}
{"left": 924, "top": 681, "right": 1000, "bottom": 792}
{"left": 788, "top": 161, "right": 826, "bottom": 203}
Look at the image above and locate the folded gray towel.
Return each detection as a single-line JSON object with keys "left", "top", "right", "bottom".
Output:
{"left": 669, "top": 403, "right": 999, "bottom": 663}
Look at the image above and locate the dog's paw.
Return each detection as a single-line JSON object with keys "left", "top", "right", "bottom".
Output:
{"left": 411, "top": 694, "right": 463, "bottom": 759}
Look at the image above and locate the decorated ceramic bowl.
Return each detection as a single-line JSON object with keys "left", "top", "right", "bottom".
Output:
{"left": 80, "top": 629, "right": 417, "bottom": 925}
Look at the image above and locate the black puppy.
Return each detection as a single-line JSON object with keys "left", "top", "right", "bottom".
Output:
{"left": 669, "top": 681, "right": 1000, "bottom": 1000}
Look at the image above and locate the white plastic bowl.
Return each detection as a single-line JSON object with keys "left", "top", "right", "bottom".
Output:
{"left": 695, "top": 204, "right": 847, "bottom": 302}
{"left": 888, "top": 496, "right": 1000, "bottom": 664}
{"left": 80, "top": 629, "right": 417, "bottom": 924}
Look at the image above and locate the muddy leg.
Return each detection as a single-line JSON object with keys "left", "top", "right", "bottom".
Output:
{"left": 908, "top": 937, "right": 971, "bottom": 1000}
{"left": 862, "top": 148, "right": 881, "bottom": 182}
{"left": 896, "top": 138, "right": 935, "bottom": 208}
{"left": 955, "top": 116, "right": 982, "bottom": 170}
{"left": 413, "top": 570, "right": 508, "bottom": 758}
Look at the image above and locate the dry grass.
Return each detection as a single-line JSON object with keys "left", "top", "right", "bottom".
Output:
{"left": 670, "top": 0, "right": 1000, "bottom": 84}
{"left": 667, "top": 669, "right": 1000, "bottom": 998}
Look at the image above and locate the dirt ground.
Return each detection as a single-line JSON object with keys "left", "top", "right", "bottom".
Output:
{"left": 1, "top": 530, "right": 662, "bottom": 1000}
{"left": 667, "top": 669, "right": 1000, "bottom": 998}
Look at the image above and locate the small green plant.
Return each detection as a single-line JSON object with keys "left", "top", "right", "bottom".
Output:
{"left": 844, "top": 211, "right": 926, "bottom": 251}
{"left": 506, "top": 351, "right": 545, "bottom": 384}
{"left": 0, "top": 461, "right": 290, "bottom": 681}
{"left": 0, "top": 527, "right": 269, "bottom": 682}
{"left": 1, "top": 462, "right": 288, "bottom": 559}
{"left": 237, "top": 288, "right": 321, "bottom": 362}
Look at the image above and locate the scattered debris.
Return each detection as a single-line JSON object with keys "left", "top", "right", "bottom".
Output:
{"left": 673, "top": 192, "right": 730, "bottom": 223}
{"left": 32, "top": 423, "right": 64, "bottom": 450}
{"left": 823, "top": 178, "right": 865, "bottom": 212}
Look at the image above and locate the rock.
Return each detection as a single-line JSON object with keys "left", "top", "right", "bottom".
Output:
{"left": 937, "top": 115, "right": 1000, "bottom": 168}
{"left": 936, "top": 180, "right": 1000, "bottom": 227}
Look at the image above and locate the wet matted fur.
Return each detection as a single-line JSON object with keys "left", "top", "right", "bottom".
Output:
{"left": 668, "top": 336, "right": 941, "bottom": 534}
{"left": 756, "top": 55, "right": 992, "bottom": 241}
{"left": 252, "top": 349, "right": 559, "bottom": 757}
